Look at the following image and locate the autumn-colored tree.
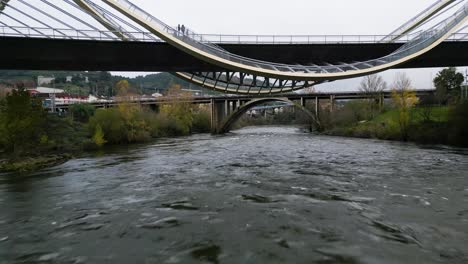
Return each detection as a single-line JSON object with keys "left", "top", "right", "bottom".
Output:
{"left": 160, "top": 85, "right": 194, "bottom": 135}
{"left": 92, "top": 124, "right": 107, "bottom": 147}
{"left": 115, "top": 80, "right": 130, "bottom": 99}
{"left": 391, "top": 73, "right": 419, "bottom": 140}
{"left": 115, "top": 79, "right": 153, "bottom": 142}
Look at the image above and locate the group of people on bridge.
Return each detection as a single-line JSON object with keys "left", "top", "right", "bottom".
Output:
{"left": 177, "top": 24, "right": 186, "bottom": 35}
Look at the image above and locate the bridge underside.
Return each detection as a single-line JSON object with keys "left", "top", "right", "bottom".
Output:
{"left": 0, "top": 37, "right": 467, "bottom": 72}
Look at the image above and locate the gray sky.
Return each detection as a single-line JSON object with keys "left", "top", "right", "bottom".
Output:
{"left": 109, "top": 0, "right": 467, "bottom": 91}
{"left": 127, "top": 0, "right": 439, "bottom": 35}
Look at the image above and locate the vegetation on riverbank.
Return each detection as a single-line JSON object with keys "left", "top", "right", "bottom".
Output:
{"left": 321, "top": 69, "right": 468, "bottom": 147}
{"left": 325, "top": 104, "right": 468, "bottom": 146}
{"left": 0, "top": 83, "right": 210, "bottom": 172}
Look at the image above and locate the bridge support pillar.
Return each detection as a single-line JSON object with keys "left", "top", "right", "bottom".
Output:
{"left": 300, "top": 97, "right": 306, "bottom": 107}
{"left": 211, "top": 99, "right": 229, "bottom": 134}
{"left": 224, "top": 100, "right": 229, "bottom": 116}
{"left": 378, "top": 94, "right": 384, "bottom": 111}
{"left": 315, "top": 97, "right": 320, "bottom": 119}
{"left": 330, "top": 95, "right": 335, "bottom": 113}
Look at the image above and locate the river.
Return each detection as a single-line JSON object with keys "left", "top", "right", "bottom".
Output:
{"left": 0, "top": 126, "right": 467, "bottom": 264}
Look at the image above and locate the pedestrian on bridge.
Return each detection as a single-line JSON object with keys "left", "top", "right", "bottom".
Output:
{"left": 181, "top": 24, "right": 186, "bottom": 35}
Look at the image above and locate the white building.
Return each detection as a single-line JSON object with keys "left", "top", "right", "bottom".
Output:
{"left": 37, "top": 76, "right": 55, "bottom": 86}
{"left": 30, "top": 87, "right": 64, "bottom": 94}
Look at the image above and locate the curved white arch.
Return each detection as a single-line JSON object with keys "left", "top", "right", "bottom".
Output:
{"left": 102, "top": 0, "right": 467, "bottom": 82}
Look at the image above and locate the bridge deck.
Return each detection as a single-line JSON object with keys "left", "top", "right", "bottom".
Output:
{"left": 0, "top": 37, "right": 466, "bottom": 72}
{"left": 55, "top": 90, "right": 435, "bottom": 109}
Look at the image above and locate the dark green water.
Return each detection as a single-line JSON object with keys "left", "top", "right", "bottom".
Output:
{"left": 1, "top": 126, "right": 467, "bottom": 263}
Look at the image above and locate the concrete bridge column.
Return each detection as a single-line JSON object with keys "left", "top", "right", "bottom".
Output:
{"left": 300, "top": 97, "right": 306, "bottom": 107}
{"left": 210, "top": 98, "right": 216, "bottom": 133}
{"left": 224, "top": 100, "right": 229, "bottom": 117}
{"left": 379, "top": 94, "right": 385, "bottom": 111}
{"left": 211, "top": 99, "right": 230, "bottom": 134}
{"left": 315, "top": 97, "right": 320, "bottom": 119}
{"left": 330, "top": 95, "right": 335, "bottom": 113}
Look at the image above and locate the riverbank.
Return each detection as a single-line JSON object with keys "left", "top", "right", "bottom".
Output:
{"left": 0, "top": 85, "right": 213, "bottom": 172}
{"left": 323, "top": 103, "right": 468, "bottom": 147}
{"left": 0, "top": 111, "right": 210, "bottom": 173}
{"left": 0, "top": 154, "right": 72, "bottom": 173}
{"left": 0, "top": 107, "right": 211, "bottom": 173}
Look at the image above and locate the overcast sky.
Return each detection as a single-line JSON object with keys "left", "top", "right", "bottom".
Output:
{"left": 126, "top": 0, "right": 438, "bottom": 35}
{"left": 106, "top": 0, "right": 467, "bottom": 91}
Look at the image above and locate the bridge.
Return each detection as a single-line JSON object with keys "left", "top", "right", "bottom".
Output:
{"left": 1, "top": 36, "right": 467, "bottom": 73}
{"left": 0, "top": 0, "right": 466, "bottom": 133}
{"left": 0, "top": 0, "right": 467, "bottom": 95}
{"left": 56, "top": 90, "right": 435, "bottom": 133}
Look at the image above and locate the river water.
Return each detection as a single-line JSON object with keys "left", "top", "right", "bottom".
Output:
{"left": 0, "top": 126, "right": 467, "bottom": 264}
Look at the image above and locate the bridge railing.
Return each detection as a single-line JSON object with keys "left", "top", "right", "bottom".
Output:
{"left": 185, "top": 34, "right": 413, "bottom": 44}
{"left": 0, "top": 25, "right": 162, "bottom": 42}
{"left": 0, "top": 25, "right": 467, "bottom": 44}
{"left": 381, "top": 0, "right": 459, "bottom": 42}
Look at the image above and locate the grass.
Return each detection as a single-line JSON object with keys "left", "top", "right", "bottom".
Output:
{"left": 326, "top": 106, "right": 452, "bottom": 144}
{"left": 371, "top": 106, "right": 449, "bottom": 124}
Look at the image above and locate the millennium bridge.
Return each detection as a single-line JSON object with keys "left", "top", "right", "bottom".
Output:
{"left": 0, "top": 0, "right": 466, "bottom": 132}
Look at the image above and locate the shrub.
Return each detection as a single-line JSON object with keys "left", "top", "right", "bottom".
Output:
{"left": 88, "top": 108, "right": 128, "bottom": 144}
{"left": 448, "top": 100, "right": 468, "bottom": 147}
{"left": 154, "top": 112, "right": 191, "bottom": 137}
{"left": 92, "top": 124, "right": 107, "bottom": 147}
{"left": 69, "top": 103, "right": 95, "bottom": 123}
{"left": 192, "top": 109, "right": 211, "bottom": 133}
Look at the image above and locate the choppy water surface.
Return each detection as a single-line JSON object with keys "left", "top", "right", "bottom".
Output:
{"left": 1, "top": 126, "right": 468, "bottom": 264}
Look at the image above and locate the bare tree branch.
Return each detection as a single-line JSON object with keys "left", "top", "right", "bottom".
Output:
{"left": 359, "top": 74, "right": 387, "bottom": 94}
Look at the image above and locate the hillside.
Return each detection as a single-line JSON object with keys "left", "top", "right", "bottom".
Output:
{"left": 0, "top": 70, "right": 218, "bottom": 96}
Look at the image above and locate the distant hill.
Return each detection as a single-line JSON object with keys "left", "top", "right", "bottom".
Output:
{"left": 0, "top": 70, "right": 219, "bottom": 96}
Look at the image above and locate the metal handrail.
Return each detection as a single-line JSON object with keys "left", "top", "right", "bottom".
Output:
{"left": 0, "top": 25, "right": 467, "bottom": 44}
{"left": 381, "top": 0, "right": 458, "bottom": 42}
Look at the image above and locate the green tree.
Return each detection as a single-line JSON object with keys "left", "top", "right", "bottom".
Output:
{"left": 69, "top": 103, "right": 95, "bottom": 123}
{"left": 55, "top": 76, "right": 67, "bottom": 84}
{"left": 434, "top": 67, "right": 464, "bottom": 104}
{"left": 98, "top": 71, "right": 112, "bottom": 82}
{"left": 0, "top": 87, "right": 46, "bottom": 155}
{"left": 72, "top": 75, "right": 85, "bottom": 85}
